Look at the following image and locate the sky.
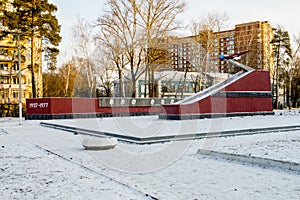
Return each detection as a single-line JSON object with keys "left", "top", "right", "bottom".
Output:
{"left": 49, "top": 0, "right": 300, "bottom": 65}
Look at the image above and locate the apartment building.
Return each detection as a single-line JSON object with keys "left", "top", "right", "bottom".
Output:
{"left": 165, "top": 21, "right": 274, "bottom": 74}
{"left": 135, "top": 21, "right": 274, "bottom": 98}
{"left": 121, "top": 21, "right": 274, "bottom": 98}
{"left": 0, "top": 32, "right": 42, "bottom": 117}
{"left": 233, "top": 21, "right": 274, "bottom": 71}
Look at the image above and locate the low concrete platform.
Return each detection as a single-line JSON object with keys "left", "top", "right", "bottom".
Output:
{"left": 40, "top": 114, "right": 300, "bottom": 144}
{"left": 159, "top": 111, "right": 274, "bottom": 120}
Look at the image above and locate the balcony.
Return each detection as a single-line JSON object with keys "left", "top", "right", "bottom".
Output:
{"left": 0, "top": 55, "right": 13, "bottom": 61}
{"left": 0, "top": 83, "right": 28, "bottom": 90}
{"left": 0, "top": 70, "right": 10, "bottom": 76}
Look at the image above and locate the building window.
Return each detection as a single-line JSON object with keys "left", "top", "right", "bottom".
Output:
{"left": 0, "top": 77, "right": 8, "bottom": 84}
{"left": 0, "top": 49, "right": 8, "bottom": 55}
{"left": 13, "top": 63, "right": 18, "bottom": 71}
{"left": 185, "top": 84, "right": 190, "bottom": 93}
{"left": 0, "top": 63, "right": 8, "bottom": 70}
{"left": 0, "top": 91, "right": 4, "bottom": 98}
{"left": 13, "top": 91, "right": 18, "bottom": 98}
{"left": 13, "top": 77, "right": 17, "bottom": 84}
{"left": 170, "top": 84, "right": 175, "bottom": 92}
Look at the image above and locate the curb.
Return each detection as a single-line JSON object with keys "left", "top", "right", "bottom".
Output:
{"left": 197, "top": 149, "right": 300, "bottom": 172}
{"left": 40, "top": 122, "right": 300, "bottom": 145}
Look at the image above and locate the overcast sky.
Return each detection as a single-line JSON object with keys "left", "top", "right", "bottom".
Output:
{"left": 49, "top": 0, "right": 300, "bottom": 64}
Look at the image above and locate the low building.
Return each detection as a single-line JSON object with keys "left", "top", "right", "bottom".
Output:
{"left": 117, "top": 70, "right": 229, "bottom": 98}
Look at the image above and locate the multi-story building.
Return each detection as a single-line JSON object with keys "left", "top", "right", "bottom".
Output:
{"left": 232, "top": 21, "right": 274, "bottom": 71}
{"left": 0, "top": 30, "right": 42, "bottom": 117}
{"left": 165, "top": 21, "right": 274, "bottom": 74}
{"left": 136, "top": 21, "right": 274, "bottom": 98}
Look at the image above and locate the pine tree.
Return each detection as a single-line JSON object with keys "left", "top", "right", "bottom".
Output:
{"left": 2, "top": 0, "right": 61, "bottom": 98}
{"left": 271, "top": 27, "right": 291, "bottom": 109}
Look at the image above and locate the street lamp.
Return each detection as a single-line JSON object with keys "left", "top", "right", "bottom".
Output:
{"left": 17, "top": 34, "right": 22, "bottom": 125}
{"left": 17, "top": 27, "right": 37, "bottom": 125}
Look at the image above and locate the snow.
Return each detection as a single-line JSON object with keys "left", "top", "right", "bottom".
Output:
{"left": 1, "top": 110, "right": 300, "bottom": 199}
{"left": 204, "top": 130, "right": 300, "bottom": 164}
{"left": 43, "top": 110, "right": 300, "bottom": 139}
{"left": 0, "top": 143, "right": 149, "bottom": 200}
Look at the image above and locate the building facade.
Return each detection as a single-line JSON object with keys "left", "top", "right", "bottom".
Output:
{"left": 233, "top": 21, "right": 274, "bottom": 71}
{"left": 165, "top": 21, "right": 274, "bottom": 74}
{"left": 121, "top": 21, "right": 274, "bottom": 98}
{"left": 0, "top": 32, "right": 42, "bottom": 117}
{"left": 137, "top": 21, "right": 273, "bottom": 98}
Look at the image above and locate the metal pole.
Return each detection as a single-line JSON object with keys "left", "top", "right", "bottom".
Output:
{"left": 18, "top": 35, "right": 22, "bottom": 125}
{"left": 16, "top": 27, "right": 37, "bottom": 125}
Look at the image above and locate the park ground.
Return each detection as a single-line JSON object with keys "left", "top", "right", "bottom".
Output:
{"left": 1, "top": 110, "right": 300, "bottom": 199}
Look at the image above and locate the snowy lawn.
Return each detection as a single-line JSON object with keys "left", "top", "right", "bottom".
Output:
{"left": 0, "top": 111, "right": 300, "bottom": 199}
{"left": 0, "top": 143, "right": 151, "bottom": 200}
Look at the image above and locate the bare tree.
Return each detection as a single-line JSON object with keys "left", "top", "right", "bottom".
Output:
{"left": 92, "top": 46, "right": 116, "bottom": 97}
{"left": 95, "top": 24, "right": 128, "bottom": 97}
{"left": 60, "top": 59, "right": 78, "bottom": 97}
{"left": 72, "top": 17, "right": 97, "bottom": 97}
{"left": 137, "top": 0, "right": 187, "bottom": 97}
{"left": 190, "top": 12, "right": 228, "bottom": 90}
{"left": 97, "top": 0, "right": 144, "bottom": 97}
{"left": 291, "top": 56, "right": 300, "bottom": 107}
{"left": 98, "top": 66, "right": 114, "bottom": 97}
{"left": 97, "top": 0, "right": 186, "bottom": 97}
{"left": 284, "top": 35, "right": 300, "bottom": 108}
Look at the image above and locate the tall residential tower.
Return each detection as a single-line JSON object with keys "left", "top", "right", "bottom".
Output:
{"left": 165, "top": 21, "right": 274, "bottom": 74}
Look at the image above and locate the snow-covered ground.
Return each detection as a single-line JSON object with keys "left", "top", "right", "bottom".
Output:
{"left": 1, "top": 110, "right": 300, "bottom": 199}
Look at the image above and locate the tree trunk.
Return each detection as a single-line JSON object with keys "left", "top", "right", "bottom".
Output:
{"left": 275, "top": 44, "right": 281, "bottom": 109}
{"left": 118, "top": 69, "right": 123, "bottom": 97}
{"left": 288, "top": 77, "right": 292, "bottom": 109}
{"left": 181, "top": 68, "right": 188, "bottom": 98}
{"left": 144, "top": 66, "right": 148, "bottom": 98}
{"left": 131, "top": 78, "right": 137, "bottom": 98}
{"left": 149, "top": 64, "right": 155, "bottom": 98}
{"left": 31, "top": 31, "right": 36, "bottom": 98}
{"left": 64, "top": 64, "right": 70, "bottom": 97}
